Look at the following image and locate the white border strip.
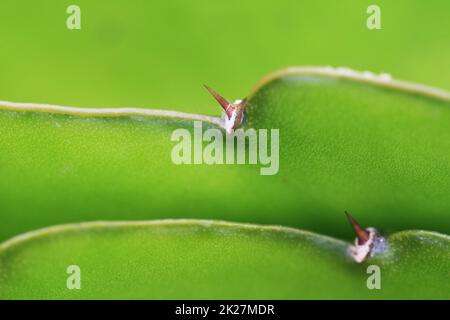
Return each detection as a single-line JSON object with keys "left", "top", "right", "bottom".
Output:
{"left": 0, "top": 100, "right": 224, "bottom": 127}
{"left": 0, "top": 219, "right": 347, "bottom": 252}
{"left": 249, "top": 66, "right": 450, "bottom": 102}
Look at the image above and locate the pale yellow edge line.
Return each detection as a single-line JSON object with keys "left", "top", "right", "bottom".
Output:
{"left": 248, "top": 66, "right": 450, "bottom": 102}
{"left": 0, "top": 219, "right": 348, "bottom": 252}
{"left": 0, "top": 100, "right": 224, "bottom": 128}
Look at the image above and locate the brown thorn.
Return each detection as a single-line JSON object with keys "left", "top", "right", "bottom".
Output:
{"left": 204, "top": 85, "right": 233, "bottom": 118}
{"left": 345, "top": 211, "right": 370, "bottom": 245}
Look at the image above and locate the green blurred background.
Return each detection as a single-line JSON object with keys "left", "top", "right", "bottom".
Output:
{"left": 0, "top": 0, "right": 449, "bottom": 114}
